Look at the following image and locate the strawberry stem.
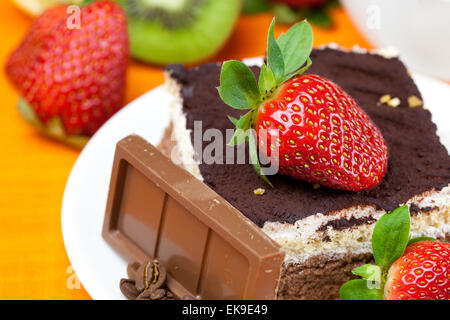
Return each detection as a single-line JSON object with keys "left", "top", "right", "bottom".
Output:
{"left": 218, "top": 18, "right": 313, "bottom": 184}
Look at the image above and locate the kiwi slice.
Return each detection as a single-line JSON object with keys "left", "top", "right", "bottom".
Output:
{"left": 113, "top": 0, "right": 241, "bottom": 65}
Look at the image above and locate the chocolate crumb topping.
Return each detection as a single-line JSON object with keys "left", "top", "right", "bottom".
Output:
{"left": 166, "top": 48, "right": 450, "bottom": 227}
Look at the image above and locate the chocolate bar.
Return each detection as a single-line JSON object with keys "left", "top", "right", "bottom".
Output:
{"left": 102, "top": 135, "right": 285, "bottom": 299}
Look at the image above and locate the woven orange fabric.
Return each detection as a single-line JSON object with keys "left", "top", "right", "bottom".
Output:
{"left": 0, "top": 1, "right": 371, "bottom": 299}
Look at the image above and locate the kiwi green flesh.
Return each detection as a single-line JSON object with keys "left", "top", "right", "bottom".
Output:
{"left": 114, "top": 0, "right": 241, "bottom": 65}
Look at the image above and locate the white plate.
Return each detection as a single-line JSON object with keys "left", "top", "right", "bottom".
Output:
{"left": 62, "top": 74, "right": 450, "bottom": 300}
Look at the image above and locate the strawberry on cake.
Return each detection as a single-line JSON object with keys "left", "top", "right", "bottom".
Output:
{"left": 161, "top": 20, "right": 450, "bottom": 299}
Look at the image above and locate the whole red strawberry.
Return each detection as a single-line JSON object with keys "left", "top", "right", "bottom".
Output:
{"left": 385, "top": 241, "right": 449, "bottom": 300}
{"left": 271, "top": 0, "right": 328, "bottom": 8}
{"left": 218, "top": 18, "right": 388, "bottom": 191}
{"left": 6, "top": 1, "right": 128, "bottom": 146}
{"left": 255, "top": 74, "right": 387, "bottom": 191}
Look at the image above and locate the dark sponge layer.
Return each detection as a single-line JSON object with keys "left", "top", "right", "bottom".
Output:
{"left": 167, "top": 48, "right": 450, "bottom": 227}
{"left": 277, "top": 233, "right": 450, "bottom": 300}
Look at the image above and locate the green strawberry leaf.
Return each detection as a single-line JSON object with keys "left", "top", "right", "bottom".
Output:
{"left": 258, "top": 64, "right": 276, "bottom": 98}
{"left": 228, "top": 111, "right": 254, "bottom": 146}
{"left": 407, "top": 236, "right": 435, "bottom": 246}
{"left": 17, "top": 98, "right": 89, "bottom": 149}
{"left": 277, "top": 20, "right": 313, "bottom": 76}
{"left": 248, "top": 129, "right": 272, "bottom": 186}
{"left": 228, "top": 116, "right": 239, "bottom": 126}
{"left": 372, "top": 205, "right": 411, "bottom": 270}
{"left": 17, "top": 98, "right": 43, "bottom": 129}
{"left": 307, "top": 9, "right": 333, "bottom": 29}
{"left": 229, "top": 129, "right": 247, "bottom": 146}
{"left": 326, "top": 0, "right": 340, "bottom": 8}
{"left": 273, "top": 4, "right": 303, "bottom": 25}
{"left": 218, "top": 60, "right": 260, "bottom": 110}
{"left": 339, "top": 279, "right": 384, "bottom": 300}
{"left": 294, "top": 57, "right": 312, "bottom": 75}
{"left": 236, "top": 110, "right": 253, "bottom": 130}
{"left": 352, "top": 264, "right": 381, "bottom": 283}
{"left": 242, "top": 0, "right": 272, "bottom": 14}
{"left": 283, "top": 57, "right": 312, "bottom": 82}
{"left": 267, "top": 18, "right": 285, "bottom": 85}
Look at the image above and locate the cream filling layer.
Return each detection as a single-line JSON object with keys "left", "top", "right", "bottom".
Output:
{"left": 263, "top": 187, "right": 450, "bottom": 263}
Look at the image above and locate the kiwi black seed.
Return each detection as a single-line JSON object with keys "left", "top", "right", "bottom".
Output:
{"left": 113, "top": 0, "right": 241, "bottom": 65}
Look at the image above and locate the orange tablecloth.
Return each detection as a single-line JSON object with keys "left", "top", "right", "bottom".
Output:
{"left": 0, "top": 1, "right": 371, "bottom": 299}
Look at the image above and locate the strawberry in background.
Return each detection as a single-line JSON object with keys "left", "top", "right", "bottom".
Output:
{"left": 6, "top": 1, "right": 129, "bottom": 147}
{"left": 243, "top": 0, "right": 339, "bottom": 28}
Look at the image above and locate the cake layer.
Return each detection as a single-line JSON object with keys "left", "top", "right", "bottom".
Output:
{"left": 279, "top": 252, "right": 374, "bottom": 300}
{"left": 263, "top": 194, "right": 449, "bottom": 263}
{"left": 278, "top": 232, "right": 450, "bottom": 300}
{"left": 165, "top": 48, "right": 450, "bottom": 228}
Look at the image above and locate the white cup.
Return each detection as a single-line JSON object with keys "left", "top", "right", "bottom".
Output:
{"left": 341, "top": 0, "right": 450, "bottom": 80}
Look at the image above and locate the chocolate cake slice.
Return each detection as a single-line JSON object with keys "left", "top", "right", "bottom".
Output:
{"left": 161, "top": 47, "right": 450, "bottom": 299}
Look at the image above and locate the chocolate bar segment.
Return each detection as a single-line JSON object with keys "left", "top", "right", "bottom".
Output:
{"left": 102, "top": 135, "right": 285, "bottom": 299}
